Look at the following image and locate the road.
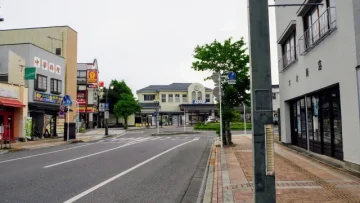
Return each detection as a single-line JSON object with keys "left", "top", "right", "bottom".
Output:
{"left": 0, "top": 128, "right": 215, "bottom": 203}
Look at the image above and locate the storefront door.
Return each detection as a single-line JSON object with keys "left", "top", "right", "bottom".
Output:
{"left": 0, "top": 112, "right": 14, "bottom": 141}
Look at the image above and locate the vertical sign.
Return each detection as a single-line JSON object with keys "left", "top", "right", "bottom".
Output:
{"left": 34, "top": 57, "right": 41, "bottom": 68}
{"left": 56, "top": 65, "right": 61, "bottom": 75}
{"left": 42, "top": 60, "right": 48, "bottom": 71}
{"left": 49, "top": 63, "right": 55, "bottom": 73}
{"left": 87, "top": 70, "right": 98, "bottom": 84}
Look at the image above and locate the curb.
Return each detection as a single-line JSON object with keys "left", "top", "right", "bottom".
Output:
{"left": 202, "top": 143, "right": 216, "bottom": 203}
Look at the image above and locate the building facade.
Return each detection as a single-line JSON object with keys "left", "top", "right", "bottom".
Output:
{"left": 136, "top": 83, "right": 215, "bottom": 126}
{"left": 0, "top": 26, "right": 78, "bottom": 122}
{"left": 0, "top": 50, "right": 28, "bottom": 141}
{"left": 77, "top": 60, "right": 100, "bottom": 129}
{"left": 275, "top": 0, "right": 360, "bottom": 169}
{"left": 0, "top": 43, "right": 65, "bottom": 137}
{"left": 272, "top": 85, "right": 280, "bottom": 123}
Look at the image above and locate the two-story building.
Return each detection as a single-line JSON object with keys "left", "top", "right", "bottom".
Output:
{"left": 136, "top": 83, "right": 216, "bottom": 126}
{"left": 275, "top": 0, "right": 360, "bottom": 170}
{"left": 77, "top": 60, "right": 100, "bottom": 129}
{"left": 0, "top": 43, "right": 65, "bottom": 137}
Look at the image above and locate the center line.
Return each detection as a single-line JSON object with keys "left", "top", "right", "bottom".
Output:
{"left": 44, "top": 138, "right": 150, "bottom": 168}
{"left": 63, "top": 138, "right": 197, "bottom": 203}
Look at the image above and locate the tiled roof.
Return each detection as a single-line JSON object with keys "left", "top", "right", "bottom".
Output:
{"left": 137, "top": 83, "right": 212, "bottom": 93}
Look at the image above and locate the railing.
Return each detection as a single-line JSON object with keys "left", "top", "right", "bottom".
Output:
{"left": 278, "top": 44, "right": 298, "bottom": 72}
{"left": 299, "top": 7, "right": 337, "bottom": 55}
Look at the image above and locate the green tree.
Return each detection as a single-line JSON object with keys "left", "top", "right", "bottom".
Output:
{"left": 105, "top": 80, "right": 133, "bottom": 124}
{"left": 114, "top": 93, "right": 141, "bottom": 129}
{"left": 191, "top": 37, "right": 250, "bottom": 145}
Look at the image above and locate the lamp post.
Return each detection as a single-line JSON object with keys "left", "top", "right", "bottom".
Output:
{"left": 154, "top": 99, "right": 160, "bottom": 134}
{"left": 104, "top": 85, "right": 114, "bottom": 136}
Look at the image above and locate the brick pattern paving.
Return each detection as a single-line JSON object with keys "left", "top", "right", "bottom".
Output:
{"left": 212, "top": 135, "right": 360, "bottom": 203}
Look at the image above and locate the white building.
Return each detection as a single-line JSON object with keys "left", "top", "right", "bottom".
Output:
{"left": 136, "top": 83, "right": 215, "bottom": 126}
{"left": 275, "top": 0, "right": 360, "bottom": 170}
{"left": 272, "top": 85, "right": 280, "bottom": 123}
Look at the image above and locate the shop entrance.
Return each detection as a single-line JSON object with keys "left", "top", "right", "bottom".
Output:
{"left": 0, "top": 112, "right": 14, "bottom": 141}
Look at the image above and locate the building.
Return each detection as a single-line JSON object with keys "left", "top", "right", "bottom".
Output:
{"left": 136, "top": 83, "right": 215, "bottom": 126}
{"left": 0, "top": 43, "right": 65, "bottom": 137}
{"left": 77, "top": 60, "right": 100, "bottom": 129}
{"left": 0, "top": 50, "right": 28, "bottom": 141}
{"left": 272, "top": 84, "right": 280, "bottom": 123}
{"left": 0, "top": 26, "right": 78, "bottom": 122}
{"left": 275, "top": 0, "right": 360, "bottom": 169}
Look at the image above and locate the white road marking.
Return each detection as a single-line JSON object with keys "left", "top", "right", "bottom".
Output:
{"left": 44, "top": 138, "right": 151, "bottom": 168}
{"left": 0, "top": 143, "right": 94, "bottom": 164}
{"left": 63, "top": 138, "right": 197, "bottom": 203}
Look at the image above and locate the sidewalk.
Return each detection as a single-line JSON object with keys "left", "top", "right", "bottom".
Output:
{"left": 207, "top": 135, "right": 360, "bottom": 203}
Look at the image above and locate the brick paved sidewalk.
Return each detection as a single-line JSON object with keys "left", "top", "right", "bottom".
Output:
{"left": 210, "top": 135, "right": 360, "bottom": 203}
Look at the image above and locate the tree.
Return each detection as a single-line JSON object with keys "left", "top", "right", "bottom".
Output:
{"left": 114, "top": 93, "right": 141, "bottom": 129}
{"left": 191, "top": 37, "right": 250, "bottom": 145}
{"left": 104, "top": 80, "right": 133, "bottom": 124}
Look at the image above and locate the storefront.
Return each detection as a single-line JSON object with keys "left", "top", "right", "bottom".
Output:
{"left": 289, "top": 84, "right": 343, "bottom": 160}
{"left": 0, "top": 84, "right": 27, "bottom": 142}
{"left": 180, "top": 104, "right": 216, "bottom": 125}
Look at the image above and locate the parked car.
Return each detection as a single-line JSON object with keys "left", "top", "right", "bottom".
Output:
{"left": 205, "top": 117, "right": 217, "bottom": 124}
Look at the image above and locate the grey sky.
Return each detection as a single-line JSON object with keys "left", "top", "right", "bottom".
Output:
{"left": 0, "top": 0, "right": 278, "bottom": 94}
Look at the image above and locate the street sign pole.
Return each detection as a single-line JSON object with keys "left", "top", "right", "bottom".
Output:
{"left": 67, "top": 106, "right": 70, "bottom": 142}
{"left": 248, "top": 0, "right": 276, "bottom": 202}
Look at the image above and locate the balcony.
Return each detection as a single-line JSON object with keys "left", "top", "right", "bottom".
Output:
{"left": 279, "top": 45, "right": 298, "bottom": 72}
{"left": 299, "top": 7, "right": 337, "bottom": 55}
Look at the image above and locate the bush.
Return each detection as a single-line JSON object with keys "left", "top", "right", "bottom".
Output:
{"left": 194, "top": 122, "right": 252, "bottom": 131}
{"left": 79, "top": 128, "right": 86, "bottom": 133}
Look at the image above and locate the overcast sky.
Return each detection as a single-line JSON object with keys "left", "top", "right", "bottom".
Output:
{"left": 0, "top": 0, "right": 278, "bottom": 94}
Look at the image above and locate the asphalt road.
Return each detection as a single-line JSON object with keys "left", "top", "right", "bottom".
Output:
{"left": 0, "top": 128, "right": 215, "bottom": 203}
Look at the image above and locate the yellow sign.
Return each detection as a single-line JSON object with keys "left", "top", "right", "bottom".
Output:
{"left": 87, "top": 70, "right": 98, "bottom": 83}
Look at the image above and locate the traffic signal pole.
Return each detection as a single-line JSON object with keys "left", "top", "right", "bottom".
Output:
{"left": 248, "top": 0, "right": 276, "bottom": 202}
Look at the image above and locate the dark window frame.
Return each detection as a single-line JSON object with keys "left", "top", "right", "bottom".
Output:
{"left": 77, "top": 70, "right": 87, "bottom": 78}
{"left": 35, "top": 74, "right": 47, "bottom": 92}
{"left": 51, "top": 78, "right": 62, "bottom": 94}
{"left": 144, "top": 94, "right": 156, "bottom": 101}
{"left": 205, "top": 94, "right": 210, "bottom": 102}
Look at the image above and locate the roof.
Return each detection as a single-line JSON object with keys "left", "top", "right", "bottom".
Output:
{"left": 137, "top": 83, "right": 212, "bottom": 93}
{"left": 0, "top": 25, "right": 77, "bottom": 33}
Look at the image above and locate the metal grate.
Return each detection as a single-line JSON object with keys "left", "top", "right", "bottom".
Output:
{"left": 265, "top": 124, "right": 275, "bottom": 175}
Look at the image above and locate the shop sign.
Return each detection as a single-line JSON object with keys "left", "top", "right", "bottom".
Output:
{"left": 87, "top": 70, "right": 98, "bottom": 84}
{"left": 99, "top": 81, "right": 104, "bottom": 87}
{"left": 34, "top": 92, "right": 62, "bottom": 104}
{"left": 0, "top": 88, "right": 18, "bottom": 99}
{"left": 193, "top": 100, "right": 206, "bottom": 104}
{"left": 24, "top": 67, "right": 36, "bottom": 80}
{"left": 87, "top": 84, "right": 98, "bottom": 88}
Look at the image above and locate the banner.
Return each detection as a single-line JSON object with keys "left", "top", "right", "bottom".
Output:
{"left": 25, "top": 117, "right": 32, "bottom": 139}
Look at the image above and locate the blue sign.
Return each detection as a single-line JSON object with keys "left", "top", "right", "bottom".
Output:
{"left": 153, "top": 112, "right": 158, "bottom": 116}
{"left": 228, "top": 72, "right": 236, "bottom": 80}
{"left": 105, "top": 103, "right": 109, "bottom": 110}
{"left": 62, "top": 95, "right": 72, "bottom": 106}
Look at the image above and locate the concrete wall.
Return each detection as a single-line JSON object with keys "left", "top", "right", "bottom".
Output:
{"left": 0, "top": 26, "right": 78, "bottom": 121}
{"left": 275, "top": 0, "right": 360, "bottom": 164}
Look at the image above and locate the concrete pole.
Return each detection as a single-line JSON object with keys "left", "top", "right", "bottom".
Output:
{"left": 248, "top": 0, "right": 276, "bottom": 202}
{"left": 219, "top": 74, "right": 223, "bottom": 148}
{"left": 243, "top": 103, "right": 246, "bottom": 136}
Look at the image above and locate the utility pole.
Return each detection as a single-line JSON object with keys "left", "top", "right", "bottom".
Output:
{"left": 248, "top": 0, "right": 276, "bottom": 202}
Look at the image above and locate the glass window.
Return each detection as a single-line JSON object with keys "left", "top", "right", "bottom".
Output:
{"left": 161, "top": 94, "right": 166, "bottom": 102}
{"left": 77, "top": 70, "right": 86, "bottom": 78}
{"left": 281, "top": 32, "right": 296, "bottom": 67}
{"left": 197, "top": 91, "right": 202, "bottom": 100}
{"left": 272, "top": 93, "right": 276, "bottom": 99}
{"left": 144, "top": 95, "right": 156, "bottom": 101}
{"left": 192, "top": 91, "right": 196, "bottom": 102}
{"left": 36, "top": 74, "right": 47, "bottom": 91}
{"left": 182, "top": 94, "right": 187, "bottom": 102}
{"left": 169, "top": 94, "right": 174, "bottom": 102}
{"left": 206, "top": 94, "right": 210, "bottom": 102}
{"left": 51, "top": 79, "right": 62, "bottom": 94}
{"left": 175, "top": 94, "right": 180, "bottom": 102}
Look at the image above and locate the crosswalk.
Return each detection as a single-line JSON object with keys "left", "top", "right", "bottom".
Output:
{"left": 100, "top": 136, "right": 200, "bottom": 143}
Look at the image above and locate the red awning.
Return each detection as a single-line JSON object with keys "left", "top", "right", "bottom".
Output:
{"left": 0, "top": 98, "right": 25, "bottom": 108}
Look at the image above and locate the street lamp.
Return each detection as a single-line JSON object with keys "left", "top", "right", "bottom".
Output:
{"left": 103, "top": 85, "right": 114, "bottom": 136}
{"left": 154, "top": 99, "right": 160, "bottom": 134}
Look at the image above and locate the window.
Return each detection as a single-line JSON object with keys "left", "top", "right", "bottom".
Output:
{"left": 51, "top": 79, "right": 62, "bottom": 94}
{"left": 161, "top": 94, "right": 166, "bottom": 102}
{"left": 281, "top": 31, "right": 296, "bottom": 68}
{"left": 206, "top": 94, "right": 210, "bottom": 102}
{"left": 197, "top": 91, "right": 202, "bottom": 100}
{"left": 77, "top": 70, "right": 86, "bottom": 78}
{"left": 272, "top": 93, "right": 276, "bottom": 99}
{"left": 182, "top": 94, "right": 187, "bottom": 102}
{"left": 175, "top": 94, "right": 180, "bottom": 102}
{"left": 169, "top": 94, "right": 174, "bottom": 102}
{"left": 35, "top": 74, "right": 47, "bottom": 91}
{"left": 144, "top": 94, "right": 156, "bottom": 101}
{"left": 192, "top": 91, "right": 196, "bottom": 101}
{"left": 303, "top": 0, "right": 335, "bottom": 50}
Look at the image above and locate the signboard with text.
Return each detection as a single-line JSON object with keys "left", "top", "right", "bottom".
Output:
{"left": 24, "top": 67, "right": 36, "bottom": 80}
{"left": 34, "top": 92, "right": 62, "bottom": 104}
{"left": 193, "top": 100, "right": 206, "bottom": 104}
{"left": 87, "top": 70, "right": 98, "bottom": 84}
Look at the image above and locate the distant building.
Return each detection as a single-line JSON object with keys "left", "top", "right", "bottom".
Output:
{"left": 136, "top": 83, "right": 216, "bottom": 126}
{"left": 272, "top": 84, "right": 280, "bottom": 123}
